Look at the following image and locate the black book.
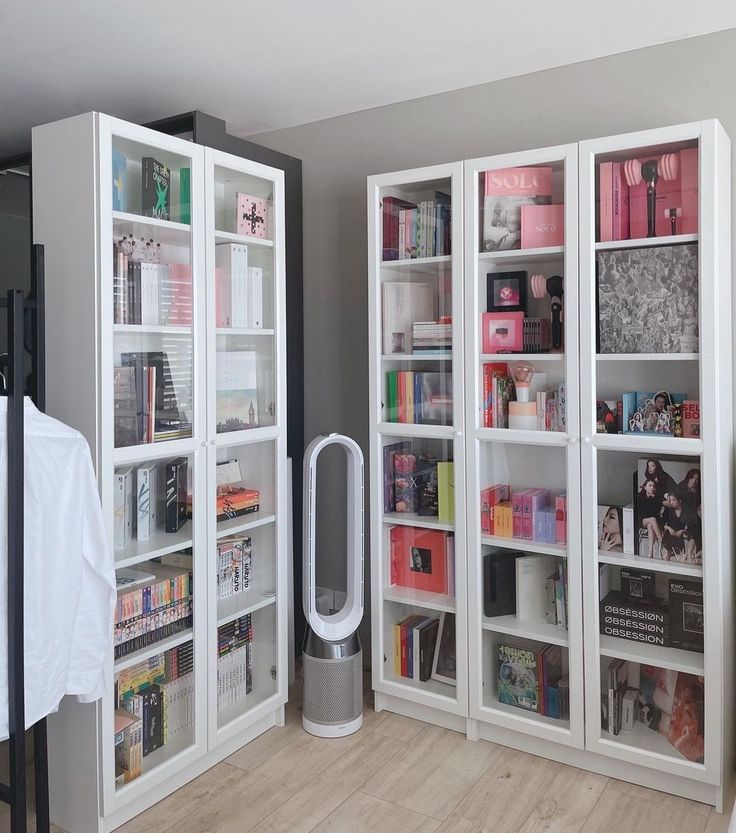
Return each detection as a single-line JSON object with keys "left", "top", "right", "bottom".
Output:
{"left": 142, "top": 686, "right": 162, "bottom": 756}
{"left": 483, "top": 551, "right": 518, "bottom": 618}
{"left": 620, "top": 568, "right": 656, "bottom": 603}
{"left": 126, "top": 260, "right": 141, "bottom": 325}
{"left": 165, "top": 457, "right": 188, "bottom": 532}
{"left": 121, "top": 351, "right": 191, "bottom": 439}
{"left": 668, "top": 579, "right": 704, "bottom": 653}
{"left": 417, "top": 618, "right": 439, "bottom": 682}
{"left": 142, "top": 157, "right": 170, "bottom": 221}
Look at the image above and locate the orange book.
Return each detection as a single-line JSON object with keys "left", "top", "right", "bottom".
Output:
{"left": 389, "top": 526, "right": 450, "bottom": 594}
{"left": 216, "top": 485, "right": 260, "bottom": 521}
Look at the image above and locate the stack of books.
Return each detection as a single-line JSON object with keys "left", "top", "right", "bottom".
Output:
{"left": 216, "top": 535, "right": 253, "bottom": 600}
{"left": 217, "top": 614, "right": 254, "bottom": 710}
{"left": 497, "top": 641, "right": 569, "bottom": 719}
{"left": 411, "top": 320, "right": 452, "bottom": 353}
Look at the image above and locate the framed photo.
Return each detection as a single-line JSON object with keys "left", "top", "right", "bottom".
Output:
{"left": 481, "top": 312, "right": 524, "bottom": 353}
{"left": 487, "top": 270, "right": 527, "bottom": 312}
{"left": 431, "top": 611, "right": 456, "bottom": 686}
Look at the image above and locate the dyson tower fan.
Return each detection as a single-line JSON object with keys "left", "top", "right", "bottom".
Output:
{"left": 302, "top": 433, "right": 365, "bottom": 737}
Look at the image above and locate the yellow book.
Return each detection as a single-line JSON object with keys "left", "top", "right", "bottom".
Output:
{"left": 405, "top": 371, "right": 414, "bottom": 424}
{"left": 437, "top": 462, "right": 454, "bottom": 524}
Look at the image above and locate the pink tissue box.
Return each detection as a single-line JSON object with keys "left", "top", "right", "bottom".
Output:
{"left": 521, "top": 204, "right": 564, "bottom": 248}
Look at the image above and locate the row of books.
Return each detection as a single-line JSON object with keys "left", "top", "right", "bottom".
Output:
{"left": 217, "top": 615, "right": 254, "bottom": 710}
{"left": 216, "top": 535, "right": 252, "bottom": 600}
{"left": 497, "top": 641, "right": 569, "bottom": 720}
{"left": 114, "top": 562, "right": 193, "bottom": 659}
{"left": 384, "top": 371, "right": 452, "bottom": 425}
{"left": 113, "top": 245, "right": 192, "bottom": 327}
{"left": 115, "top": 643, "right": 194, "bottom": 785}
{"left": 411, "top": 319, "right": 452, "bottom": 353}
{"left": 389, "top": 526, "right": 455, "bottom": 597}
{"left": 114, "top": 350, "right": 192, "bottom": 447}
{"left": 481, "top": 484, "right": 567, "bottom": 546}
{"left": 393, "top": 614, "right": 439, "bottom": 682}
{"left": 112, "top": 153, "right": 182, "bottom": 222}
{"left": 601, "top": 660, "right": 703, "bottom": 763}
{"left": 382, "top": 443, "right": 454, "bottom": 523}
{"left": 482, "top": 363, "right": 566, "bottom": 432}
{"left": 599, "top": 566, "right": 703, "bottom": 653}
{"left": 484, "top": 552, "right": 568, "bottom": 630}
{"left": 596, "top": 395, "right": 700, "bottom": 438}
{"left": 381, "top": 193, "right": 451, "bottom": 261}
{"left": 199, "top": 459, "right": 261, "bottom": 522}
{"left": 598, "top": 456, "right": 702, "bottom": 565}
{"left": 114, "top": 457, "right": 188, "bottom": 549}
{"left": 215, "top": 243, "right": 264, "bottom": 329}
{"left": 598, "top": 149, "right": 697, "bottom": 242}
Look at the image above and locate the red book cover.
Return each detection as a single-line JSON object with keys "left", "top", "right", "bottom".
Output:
{"left": 389, "top": 526, "right": 450, "bottom": 594}
{"left": 682, "top": 400, "right": 700, "bottom": 438}
{"left": 482, "top": 362, "right": 508, "bottom": 427}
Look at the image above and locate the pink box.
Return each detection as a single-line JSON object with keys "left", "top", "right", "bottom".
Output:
{"left": 511, "top": 490, "right": 528, "bottom": 538}
{"left": 555, "top": 494, "right": 567, "bottom": 545}
{"left": 599, "top": 162, "right": 613, "bottom": 242}
{"left": 236, "top": 193, "right": 270, "bottom": 239}
{"left": 628, "top": 149, "right": 698, "bottom": 238}
{"left": 482, "top": 312, "right": 524, "bottom": 353}
{"left": 523, "top": 488, "right": 550, "bottom": 540}
{"left": 480, "top": 484, "right": 509, "bottom": 535}
{"left": 521, "top": 204, "right": 564, "bottom": 248}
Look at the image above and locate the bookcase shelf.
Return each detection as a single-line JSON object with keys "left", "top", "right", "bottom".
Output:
{"left": 596, "top": 353, "right": 699, "bottom": 362}
{"left": 382, "top": 585, "right": 456, "bottom": 613}
{"left": 482, "top": 695, "right": 572, "bottom": 735}
{"left": 380, "top": 255, "right": 452, "bottom": 274}
{"left": 377, "top": 422, "right": 455, "bottom": 439}
{"left": 595, "top": 232, "right": 698, "bottom": 252}
{"left": 598, "top": 635, "right": 704, "bottom": 676}
{"left": 478, "top": 245, "right": 564, "bottom": 264}
{"left": 597, "top": 551, "right": 703, "bottom": 578}
{"left": 34, "top": 113, "right": 289, "bottom": 832}
{"left": 480, "top": 535, "right": 567, "bottom": 557}
{"left": 479, "top": 353, "right": 564, "bottom": 363}
{"left": 482, "top": 615, "right": 569, "bottom": 647}
{"left": 381, "top": 353, "right": 452, "bottom": 362}
{"left": 382, "top": 512, "right": 453, "bottom": 532}
{"left": 598, "top": 720, "right": 699, "bottom": 765}
{"left": 592, "top": 433, "right": 703, "bottom": 454}
{"left": 475, "top": 427, "right": 568, "bottom": 446}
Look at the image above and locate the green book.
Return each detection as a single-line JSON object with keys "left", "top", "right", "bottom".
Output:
{"left": 387, "top": 371, "right": 398, "bottom": 422}
{"left": 179, "top": 167, "right": 191, "bottom": 224}
{"left": 437, "top": 461, "right": 454, "bottom": 524}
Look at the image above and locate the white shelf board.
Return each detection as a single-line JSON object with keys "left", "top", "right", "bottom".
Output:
{"left": 598, "top": 550, "right": 703, "bottom": 578}
{"left": 215, "top": 229, "right": 274, "bottom": 248}
{"left": 598, "top": 635, "right": 704, "bottom": 675}
{"left": 475, "top": 427, "right": 568, "bottom": 446}
{"left": 478, "top": 246, "right": 564, "bottom": 264}
{"left": 114, "top": 324, "right": 192, "bottom": 336}
{"left": 216, "top": 328, "right": 275, "bottom": 337}
{"left": 597, "top": 721, "right": 698, "bottom": 765}
{"left": 113, "top": 437, "right": 198, "bottom": 466}
{"left": 217, "top": 590, "right": 277, "bottom": 626}
{"left": 482, "top": 696, "right": 571, "bottom": 733}
{"left": 377, "top": 422, "right": 455, "bottom": 439}
{"left": 595, "top": 233, "right": 698, "bottom": 251}
{"left": 112, "top": 211, "right": 191, "bottom": 245}
{"left": 383, "top": 512, "right": 454, "bottom": 532}
{"left": 382, "top": 353, "right": 452, "bottom": 362}
{"left": 383, "top": 585, "right": 456, "bottom": 613}
{"left": 214, "top": 425, "right": 279, "bottom": 447}
{"left": 116, "top": 727, "right": 195, "bottom": 792}
{"left": 482, "top": 615, "right": 569, "bottom": 647}
{"left": 115, "top": 521, "right": 193, "bottom": 570}
{"left": 481, "top": 535, "right": 567, "bottom": 557}
{"left": 380, "top": 255, "right": 452, "bottom": 274}
{"left": 114, "top": 629, "right": 193, "bottom": 673}
{"left": 216, "top": 512, "right": 276, "bottom": 540}
{"left": 596, "top": 353, "right": 699, "bottom": 362}
{"left": 480, "top": 353, "right": 564, "bottom": 363}
{"left": 217, "top": 689, "right": 279, "bottom": 731}
{"left": 382, "top": 669, "right": 458, "bottom": 700}
{"left": 592, "top": 433, "right": 703, "bottom": 455}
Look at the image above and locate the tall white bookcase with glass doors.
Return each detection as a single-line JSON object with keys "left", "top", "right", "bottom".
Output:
{"left": 368, "top": 119, "right": 733, "bottom": 810}
{"left": 31, "top": 112, "right": 288, "bottom": 833}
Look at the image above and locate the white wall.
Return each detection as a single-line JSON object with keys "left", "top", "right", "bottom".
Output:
{"left": 250, "top": 29, "right": 736, "bottom": 651}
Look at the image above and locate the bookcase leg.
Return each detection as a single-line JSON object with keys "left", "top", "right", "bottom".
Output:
{"left": 275, "top": 705, "right": 285, "bottom": 728}
{"left": 466, "top": 719, "right": 479, "bottom": 742}
{"left": 374, "top": 692, "right": 385, "bottom": 713}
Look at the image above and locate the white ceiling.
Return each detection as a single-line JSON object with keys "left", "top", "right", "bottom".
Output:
{"left": 1, "top": 0, "right": 735, "bottom": 156}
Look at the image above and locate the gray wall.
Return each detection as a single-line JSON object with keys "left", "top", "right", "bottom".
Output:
{"left": 251, "top": 29, "right": 736, "bottom": 650}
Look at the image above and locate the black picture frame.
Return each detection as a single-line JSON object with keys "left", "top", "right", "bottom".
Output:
{"left": 487, "top": 270, "right": 527, "bottom": 313}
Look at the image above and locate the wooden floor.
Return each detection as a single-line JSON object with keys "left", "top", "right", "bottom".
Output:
{"left": 1, "top": 683, "right": 731, "bottom": 833}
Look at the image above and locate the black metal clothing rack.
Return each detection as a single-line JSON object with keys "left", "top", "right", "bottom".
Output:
{"left": 0, "top": 244, "right": 49, "bottom": 833}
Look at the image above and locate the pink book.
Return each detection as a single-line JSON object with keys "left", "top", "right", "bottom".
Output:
{"left": 215, "top": 266, "right": 230, "bottom": 327}
{"left": 628, "top": 152, "right": 682, "bottom": 238}
{"left": 523, "top": 489, "right": 550, "bottom": 540}
{"left": 611, "top": 162, "right": 629, "bottom": 241}
{"left": 520, "top": 204, "right": 564, "bottom": 248}
{"left": 599, "top": 162, "right": 613, "bottom": 242}
{"left": 511, "top": 490, "right": 528, "bottom": 538}
{"left": 484, "top": 166, "right": 552, "bottom": 197}
{"left": 236, "top": 193, "right": 270, "bottom": 239}
{"left": 680, "top": 148, "right": 699, "bottom": 234}
{"left": 167, "top": 263, "right": 192, "bottom": 326}
{"left": 555, "top": 495, "right": 567, "bottom": 545}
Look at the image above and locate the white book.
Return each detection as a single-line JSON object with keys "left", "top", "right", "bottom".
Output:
{"left": 157, "top": 264, "right": 171, "bottom": 325}
{"left": 382, "top": 282, "right": 433, "bottom": 355}
{"left": 136, "top": 463, "right": 157, "bottom": 541}
{"left": 216, "top": 244, "right": 249, "bottom": 328}
{"left": 515, "top": 555, "right": 557, "bottom": 620}
{"left": 248, "top": 266, "right": 263, "bottom": 328}
{"left": 622, "top": 501, "right": 635, "bottom": 554}
{"left": 139, "top": 263, "right": 159, "bottom": 326}
{"left": 114, "top": 467, "right": 134, "bottom": 550}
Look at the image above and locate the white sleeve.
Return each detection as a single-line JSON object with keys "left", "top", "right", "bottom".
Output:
{"left": 67, "top": 444, "right": 116, "bottom": 701}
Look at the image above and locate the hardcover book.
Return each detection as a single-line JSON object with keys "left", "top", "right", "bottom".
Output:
{"left": 382, "top": 196, "right": 415, "bottom": 260}
{"left": 142, "top": 157, "right": 170, "bottom": 221}
{"left": 520, "top": 204, "right": 564, "bottom": 249}
{"left": 135, "top": 463, "right": 157, "bottom": 542}
{"left": 112, "top": 149, "right": 127, "bottom": 212}
{"left": 597, "top": 243, "right": 699, "bottom": 354}
{"left": 216, "top": 351, "right": 259, "bottom": 433}
{"left": 389, "top": 526, "right": 451, "bottom": 595}
{"left": 668, "top": 579, "right": 704, "bottom": 653}
{"left": 164, "top": 457, "right": 188, "bottom": 532}
{"left": 483, "top": 166, "right": 552, "bottom": 252}
{"left": 498, "top": 643, "right": 538, "bottom": 711}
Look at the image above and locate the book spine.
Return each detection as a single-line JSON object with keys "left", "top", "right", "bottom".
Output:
{"left": 248, "top": 266, "right": 263, "bottom": 328}
{"left": 231, "top": 245, "right": 249, "bottom": 328}
{"left": 599, "top": 162, "right": 613, "bottom": 242}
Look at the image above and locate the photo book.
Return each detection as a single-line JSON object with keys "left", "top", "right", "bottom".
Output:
{"left": 216, "top": 351, "right": 259, "bottom": 433}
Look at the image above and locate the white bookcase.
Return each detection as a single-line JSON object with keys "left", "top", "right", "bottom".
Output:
{"left": 368, "top": 120, "right": 734, "bottom": 810}
{"left": 31, "top": 112, "right": 288, "bottom": 832}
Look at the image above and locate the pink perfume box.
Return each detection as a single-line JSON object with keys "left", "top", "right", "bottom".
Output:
{"left": 523, "top": 488, "right": 550, "bottom": 540}
{"left": 236, "top": 193, "right": 270, "bottom": 239}
{"left": 521, "top": 204, "right": 564, "bottom": 248}
{"left": 482, "top": 312, "right": 524, "bottom": 353}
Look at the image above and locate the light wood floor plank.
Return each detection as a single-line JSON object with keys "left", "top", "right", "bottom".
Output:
{"left": 371, "top": 712, "right": 426, "bottom": 743}
{"left": 364, "top": 725, "right": 501, "bottom": 821}
{"left": 704, "top": 810, "right": 732, "bottom": 833}
{"left": 516, "top": 767, "right": 608, "bottom": 833}
{"left": 246, "top": 731, "right": 405, "bottom": 833}
{"left": 312, "top": 790, "right": 441, "bottom": 833}
{"left": 580, "top": 778, "right": 711, "bottom": 833}
{"left": 226, "top": 721, "right": 304, "bottom": 773}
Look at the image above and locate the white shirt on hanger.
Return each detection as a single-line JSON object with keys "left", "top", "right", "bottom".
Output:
{"left": 0, "top": 397, "right": 115, "bottom": 739}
